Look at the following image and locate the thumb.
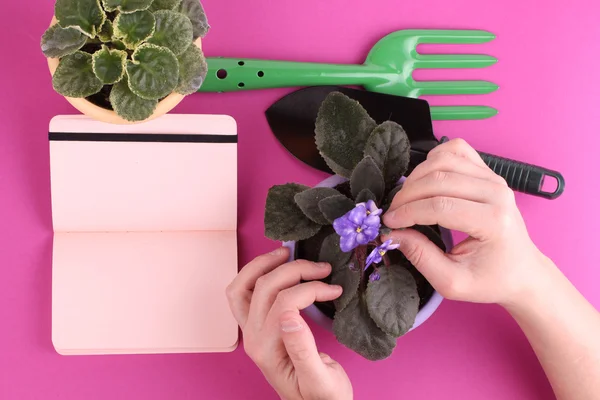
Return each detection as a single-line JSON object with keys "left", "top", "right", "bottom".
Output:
{"left": 384, "top": 229, "right": 464, "bottom": 297}
{"left": 279, "top": 311, "right": 326, "bottom": 380}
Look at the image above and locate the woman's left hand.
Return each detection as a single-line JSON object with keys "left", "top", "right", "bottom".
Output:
{"left": 226, "top": 247, "right": 353, "bottom": 400}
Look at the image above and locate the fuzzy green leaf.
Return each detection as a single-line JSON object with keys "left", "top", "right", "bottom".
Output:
{"left": 385, "top": 184, "right": 403, "bottom": 206}
{"left": 364, "top": 121, "right": 411, "bottom": 191}
{"left": 318, "top": 233, "right": 352, "bottom": 268}
{"left": 333, "top": 295, "right": 397, "bottom": 361}
{"left": 150, "top": 0, "right": 181, "bottom": 11}
{"left": 366, "top": 265, "right": 419, "bottom": 337}
{"left": 40, "top": 25, "right": 87, "bottom": 58}
{"left": 265, "top": 184, "right": 322, "bottom": 242}
{"left": 52, "top": 51, "right": 103, "bottom": 98}
{"left": 92, "top": 46, "right": 127, "bottom": 84}
{"left": 331, "top": 258, "right": 361, "bottom": 312}
{"left": 147, "top": 10, "right": 193, "bottom": 56}
{"left": 126, "top": 44, "right": 179, "bottom": 100}
{"left": 177, "top": 0, "right": 210, "bottom": 39}
{"left": 294, "top": 187, "right": 341, "bottom": 225}
{"left": 355, "top": 188, "right": 376, "bottom": 204}
{"left": 55, "top": 0, "right": 106, "bottom": 38}
{"left": 98, "top": 19, "right": 114, "bottom": 42}
{"left": 350, "top": 156, "right": 385, "bottom": 201}
{"left": 175, "top": 44, "right": 207, "bottom": 94}
{"left": 114, "top": 10, "right": 156, "bottom": 49}
{"left": 413, "top": 225, "right": 446, "bottom": 252}
{"left": 315, "top": 92, "right": 377, "bottom": 177}
{"left": 110, "top": 77, "right": 158, "bottom": 122}
{"left": 102, "top": 0, "right": 153, "bottom": 13}
{"left": 318, "top": 195, "right": 355, "bottom": 224}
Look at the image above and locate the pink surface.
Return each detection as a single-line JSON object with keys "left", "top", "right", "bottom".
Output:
{"left": 0, "top": 0, "right": 599, "bottom": 399}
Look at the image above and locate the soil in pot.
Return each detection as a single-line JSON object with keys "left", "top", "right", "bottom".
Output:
{"left": 295, "top": 181, "right": 444, "bottom": 320}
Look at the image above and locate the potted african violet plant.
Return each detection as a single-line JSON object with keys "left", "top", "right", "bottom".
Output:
{"left": 264, "top": 92, "right": 452, "bottom": 361}
{"left": 41, "top": 0, "right": 209, "bottom": 124}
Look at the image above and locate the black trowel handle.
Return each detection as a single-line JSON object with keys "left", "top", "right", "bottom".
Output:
{"left": 478, "top": 152, "right": 565, "bottom": 200}
{"left": 436, "top": 137, "right": 565, "bottom": 200}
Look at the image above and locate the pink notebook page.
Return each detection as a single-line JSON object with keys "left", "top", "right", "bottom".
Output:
{"left": 49, "top": 114, "right": 239, "bottom": 355}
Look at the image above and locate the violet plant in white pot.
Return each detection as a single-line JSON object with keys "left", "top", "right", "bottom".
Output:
{"left": 263, "top": 92, "right": 453, "bottom": 361}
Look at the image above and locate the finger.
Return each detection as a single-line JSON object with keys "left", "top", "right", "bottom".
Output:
{"left": 226, "top": 247, "right": 289, "bottom": 328}
{"left": 383, "top": 196, "right": 493, "bottom": 239}
{"left": 392, "top": 171, "right": 506, "bottom": 207}
{"left": 279, "top": 311, "right": 328, "bottom": 381}
{"left": 428, "top": 138, "right": 488, "bottom": 168}
{"left": 406, "top": 149, "right": 502, "bottom": 185}
{"left": 247, "top": 261, "right": 333, "bottom": 328}
{"left": 383, "top": 229, "right": 470, "bottom": 300}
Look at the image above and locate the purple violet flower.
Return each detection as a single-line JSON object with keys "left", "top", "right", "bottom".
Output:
{"left": 369, "top": 270, "right": 381, "bottom": 282}
{"left": 333, "top": 200, "right": 382, "bottom": 252}
{"left": 365, "top": 239, "right": 400, "bottom": 269}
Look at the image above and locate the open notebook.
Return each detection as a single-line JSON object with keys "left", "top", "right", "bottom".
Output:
{"left": 49, "top": 114, "right": 239, "bottom": 355}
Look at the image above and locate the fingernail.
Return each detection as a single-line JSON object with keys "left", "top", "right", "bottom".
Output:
{"left": 383, "top": 210, "right": 395, "bottom": 222}
{"left": 269, "top": 247, "right": 285, "bottom": 256}
{"left": 280, "top": 319, "right": 303, "bottom": 333}
{"left": 330, "top": 285, "right": 343, "bottom": 292}
{"left": 315, "top": 262, "right": 330, "bottom": 268}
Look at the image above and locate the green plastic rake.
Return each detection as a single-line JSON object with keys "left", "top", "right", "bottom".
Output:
{"left": 198, "top": 29, "right": 499, "bottom": 120}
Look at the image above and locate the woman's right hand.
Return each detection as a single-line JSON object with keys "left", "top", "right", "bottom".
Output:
{"left": 383, "top": 138, "right": 555, "bottom": 307}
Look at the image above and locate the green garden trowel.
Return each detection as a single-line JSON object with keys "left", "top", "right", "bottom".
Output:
{"left": 199, "top": 29, "right": 499, "bottom": 121}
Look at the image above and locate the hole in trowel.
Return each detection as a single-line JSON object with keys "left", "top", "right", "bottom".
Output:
{"left": 541, "top": 175, "right": 559, "bottom": 194}
{"left": 217, "top": 69, "right": 228, "bottom": 79}
{"left": 257, "top": 71, "right": 264, "bottom": 77}
{"left": 238, "top": 82, "right": 245, "bottom": 88}
{"left": 238, "top": 61, "right": 245, "bottom": 66}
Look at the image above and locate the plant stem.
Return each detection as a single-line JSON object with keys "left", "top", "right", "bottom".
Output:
{"left": 383, "top": 254, "right": 391, "bottom": 267}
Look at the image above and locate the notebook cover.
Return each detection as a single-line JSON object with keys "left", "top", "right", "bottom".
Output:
{"left": 49, "top": 114, "right": 239, "bottom": 355}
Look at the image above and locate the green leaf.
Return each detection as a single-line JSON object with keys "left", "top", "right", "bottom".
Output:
{"left": 366, "top": 265, "right": 419, "bottom": 337}
{"left": 112, "top": 40, "right": 127, "bottom": 50}
{"left": 98, "top": 19, "right": 114, "bottom": 42}
{"left": 355, "top": 188, "right": 376, "bottom": 204}
{"left": 333, "top": 295, "right": 397, "bottom": 361}
{"left": 150, "top": 0, "right": 181, "bottom": 11}
{"left": 294, "top": 187, "right": 342, "bottom": 225}
{"left": 413, "top": 225, "right": 446, "bottom": 252}
{"left": 175, "top": 44, "right": 207, "bottom": 94}
{"left": 177, "top": 0, "right": 210, "bottom": 39}
{"left": 350, "top": 156, "right": 385, "bottom": 201}
{"left": 322, "top": 156, "right": 353, "bottom": 179}
{"left": 40, "top": 24, "right": 87, "bottom": 58}
{"left": 318, "top": 233, "right": 352, "bottom": 268}
{"left": 126, "top": 43, "right": 179, "bottom": 100}
{"left": 92, "top": 46, "right": 127, "bottom": 84}
{"left": 385, "top": 184, "right": 403, "bottom": 206}
{"left": 102, "top": 0, "right": 153, "bottom": 13}
{"left": 147, "top": 10, "right": 193, "bottom": 56}
{"left": 318, "top": 195, "right": 355, "bottom": 224}
{"left": 331, "top": 258, "right": 361, "bottom": 312}
{"left": 315, "top": 92, "right": 377, "bottom": 177}
{"left": 114, "top": 10, "right": 156, "bottom": 49}
{"left": 265, "top": 184, "right": 322, "bottom": 242}
{"left": 110, "top": 77, "right": 158, "bottom": 122}
{"left": 52, "top": 51, "right": 103, "bottom": 98}
{"left": 55, "top": 0, "right": 106, "bottom": 38}
{"left": 364, "top": 121, "right": 411, "bottom": 191}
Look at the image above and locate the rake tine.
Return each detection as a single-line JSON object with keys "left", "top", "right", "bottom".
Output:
{"left": 407, "top": 29, "right": 496, "bottom": 45}
{"left": 411, "top": 80, "right": 498, "bottom": 96}
{"left": 414, "top": 54, "right": 498, "bottom": 69}
{"left": 430, "top": 106, "right": 498, "bottom": 121}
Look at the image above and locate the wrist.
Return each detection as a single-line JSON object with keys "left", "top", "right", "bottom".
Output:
{"left": 500, "top": 250, "right": 561, "bottom": 316}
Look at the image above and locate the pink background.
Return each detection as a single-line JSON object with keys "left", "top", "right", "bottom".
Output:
{"left": 1, "top": 0, "right": 599, "bottom": 399}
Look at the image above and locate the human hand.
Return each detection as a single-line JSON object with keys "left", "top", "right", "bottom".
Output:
{"left": 226, "top": 248, "right": 353, "bottom": 400}
{"left": 383, "top": 139, "right": 553, "bottom": 307}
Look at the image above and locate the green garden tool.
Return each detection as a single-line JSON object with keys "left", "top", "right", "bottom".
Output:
{"left": 199, "top": 29, "right": 499, "bottom": 121}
